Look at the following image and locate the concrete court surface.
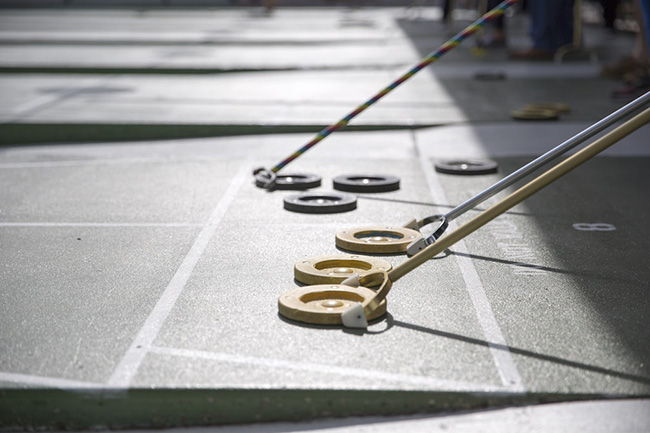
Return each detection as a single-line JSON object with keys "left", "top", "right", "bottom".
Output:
{"left": 1, "top": 2, "right": 650, "bottom": 431}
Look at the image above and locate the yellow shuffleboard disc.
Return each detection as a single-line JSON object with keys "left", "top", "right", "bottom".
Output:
{"left": 278, "top": 284, "right": 387, "bottom": 325}
{"left": 511, "top": 107, "right": 559, "bottom": 121}
{"left": 335, "top": 226, "right": 421, "bottom": 254}
{"left": 294, "top": 254, "right": 392, "bottom": 285}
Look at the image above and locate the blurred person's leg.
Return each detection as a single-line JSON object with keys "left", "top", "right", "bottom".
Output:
{"left": 510, "top": 0, "right": 574, "bottom": 59}
{"left": 486, "top": 0, "right": 506, "bottom": 45}
{"left": 262, "top": 0, "right": 276, "bottom": 13}
{"left": 609, "top": 0, "right": 650, "bottom": 95}
{"left": 443, "top": 0, "right": 451, "bottom": 22}
{"left": 528, "top": 0, "right": 573, "bottom": 52}
{"left": 639, "top": 0, "right": 650, "bottom": 60}
{"left": 599, "top": 0, "right": 619, "bottom": 29}
{"left": 602, "top": 0, "right": 650, "bottom": 80}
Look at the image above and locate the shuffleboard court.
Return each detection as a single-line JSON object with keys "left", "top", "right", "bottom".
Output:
{"left": 0, "top": 3, "right": 649, "bottom": 430}
{"left": 1, "top": 121, "right": 649, "bottom": 427}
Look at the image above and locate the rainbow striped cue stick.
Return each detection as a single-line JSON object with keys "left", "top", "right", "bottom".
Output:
{"left": 254, "top": 0, "right": 519, "bottom": 189}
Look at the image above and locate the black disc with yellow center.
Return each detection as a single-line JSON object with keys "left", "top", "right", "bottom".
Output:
{"left": 333, "top": 174, "right": 400, "bottom": 193}
{"left": 274, "top": 173, "right": 322, "bottom": 190}
{"left": 434, "top": 159, "right": 498, "bottom": 175}
{"left": 283, "top": 191, "right": 357, "bottom": 214}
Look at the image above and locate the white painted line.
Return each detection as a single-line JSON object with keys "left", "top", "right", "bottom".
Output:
{"left": 0, "top": 222, "right": 347, "bottom": 230}
{"left": 0, "top": 222, "right": 201, "bottom": 228}
{"left": 0, "top": 371, "right": 101, "bottom": 389}
{"left": 414, "top": 134, "right": 525, "bottom": 392}
{"left": 10, "top": 91, "right": 78, "bottom": 116}
{"left": 107, "top": 159, "right": 251, "bottom": 387}
{"left": 6, "top": 75, "right": 118, "bottom": 123}
{"left": 149, "top": 346, "right": 505, "bottom": 392}
{"left": 0, "top": 156, "right": 222, "bottom": 169}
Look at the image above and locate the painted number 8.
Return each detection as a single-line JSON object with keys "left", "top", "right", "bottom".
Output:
{"left": 572, "top": 223, "right": 616, "bottom": 231}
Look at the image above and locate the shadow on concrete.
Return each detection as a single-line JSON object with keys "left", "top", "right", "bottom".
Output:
{"left": 391, "top": 316, "right": 650, "bottom": 386}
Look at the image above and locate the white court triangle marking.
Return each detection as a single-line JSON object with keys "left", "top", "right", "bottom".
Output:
{"left": 107, "top": 159, "right": 251, "bottom": 387}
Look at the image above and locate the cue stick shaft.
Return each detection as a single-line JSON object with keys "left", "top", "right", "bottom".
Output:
{"left": 388, "top": 107, "right": 650, "bottom": 282}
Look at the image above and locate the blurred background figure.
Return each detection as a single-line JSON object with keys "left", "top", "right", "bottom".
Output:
{"left": 263, "top": 0, "right": 276, "bottom": 14}
{"left": 484, "top": 0, "right": 507, "bottom": 47}
{"left": 509, "top": 0, "right": 574, "bottom": 60}
{"left": 602, "top": 0, "right": 650, "bottom": 95}
{"left": 598, "top": 0, "right": 620, "bottom": 30}
{"left": 438, "top": 0, "right": 506, "bottom": 46}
